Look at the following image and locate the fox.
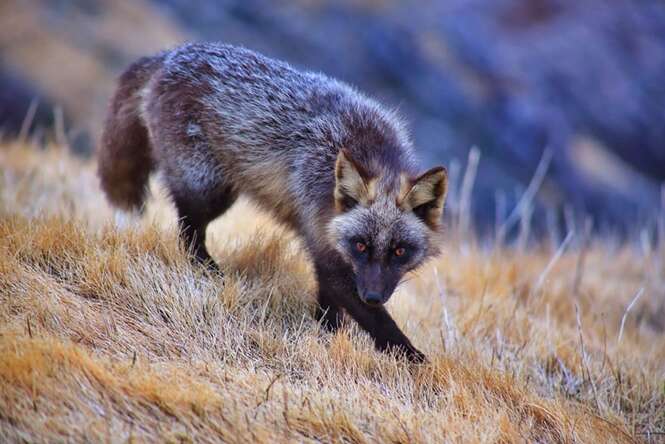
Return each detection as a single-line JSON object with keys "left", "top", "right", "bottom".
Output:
{"left": 98, "top": 43, "right": 448, "bottom": 362}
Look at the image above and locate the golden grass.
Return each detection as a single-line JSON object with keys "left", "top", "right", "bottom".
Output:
{"left": 0, "top": 141, "right": 663, "bottom": 443}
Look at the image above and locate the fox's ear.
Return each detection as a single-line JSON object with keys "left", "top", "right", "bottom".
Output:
{"left": 400, "top": 166, "right": 448, "bottom": 228}
{"left": 334, "top": 149, "right": 374, "bottom": 212}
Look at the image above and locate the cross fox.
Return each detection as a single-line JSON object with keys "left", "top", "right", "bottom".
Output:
{"left": 98, "top": 43, "right": 447, "bottom": 362}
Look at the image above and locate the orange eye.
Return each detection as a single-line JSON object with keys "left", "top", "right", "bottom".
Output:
{"left": 395, "top": 247, "right": 406, "bottom": 257}
{"left": 356, "top": 242, "right": 367, "bottom": 253}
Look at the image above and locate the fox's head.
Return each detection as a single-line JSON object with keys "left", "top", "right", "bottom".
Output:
{"left": 328, "top": 149, "right": 448, "bottom": 306}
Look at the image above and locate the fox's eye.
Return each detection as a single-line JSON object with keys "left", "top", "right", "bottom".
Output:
{"left": 394, "top": 247, "right": 406, "bottom": 257}
{"left": 356, "top": 242, "right": 367, "bottom": 253}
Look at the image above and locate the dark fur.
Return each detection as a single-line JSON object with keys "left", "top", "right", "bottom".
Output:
{"left": 98, "top": 43, "right": 447, "bottom": 362}
{"left": 98, "top": 55, "right": 163, "bottom": 211}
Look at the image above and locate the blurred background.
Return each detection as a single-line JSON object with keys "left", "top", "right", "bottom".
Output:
{"left": 1, "top": 0, "right": 664, "bottom": 238}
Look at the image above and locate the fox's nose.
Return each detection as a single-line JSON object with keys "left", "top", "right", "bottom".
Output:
{"left": 363, "top": 292, "right": 383, "bottom": 306}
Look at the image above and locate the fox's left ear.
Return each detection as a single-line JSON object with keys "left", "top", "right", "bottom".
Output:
{"left": 400, "top": 166, "right": 448, "bottom": 229}
{"left": 334, "top": 149, "right": 375, "bottom": 212}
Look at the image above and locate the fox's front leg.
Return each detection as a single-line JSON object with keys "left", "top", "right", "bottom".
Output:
{"left": 342, "top": 293, "right": 426, "bottom": 363}
{"left": 315, "top": 289, "right": 343, "bottom": 332}
{"left": 314, "top": 259, "right": 426, "bottom": 363}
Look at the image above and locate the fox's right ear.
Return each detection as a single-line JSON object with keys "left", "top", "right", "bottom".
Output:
{"left": 334, "top": 149, "right": 375, "bottom": 212}
{"left": 400, "top": 166, "right": 448, "bottom": 229}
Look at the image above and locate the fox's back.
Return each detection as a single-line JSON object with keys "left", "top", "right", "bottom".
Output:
{"left": 141, "top": 43, "right": 416, "bottom": 229}
{"left": 147, "top": 43, "right": 346, "bottom": 154}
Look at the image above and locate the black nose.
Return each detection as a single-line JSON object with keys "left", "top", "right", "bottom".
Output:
{"left": 363, "top": 292, "right": 383, "bottom": 306}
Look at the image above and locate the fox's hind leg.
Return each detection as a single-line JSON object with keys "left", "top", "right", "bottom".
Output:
{"left": 160, "top": 148, "right": 237, "bottom": 270}
{"left": 171, "top": 186, "right": 236, "bottom": 270}
{"left": 142, "top": 69, "right": 236, "bottom": 270}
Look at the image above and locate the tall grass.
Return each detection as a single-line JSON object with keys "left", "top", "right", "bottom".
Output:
{"left": 0, "top": 141, "right": 663, "bottom": 443}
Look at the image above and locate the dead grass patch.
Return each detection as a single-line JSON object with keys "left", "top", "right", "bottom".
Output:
{"left": 1, "top": 142, "right": 662, "bottom": 442}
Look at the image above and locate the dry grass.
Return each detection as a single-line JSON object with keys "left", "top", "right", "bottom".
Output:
{"left": 0, "top": 141, "right": 663, "bottom": 443}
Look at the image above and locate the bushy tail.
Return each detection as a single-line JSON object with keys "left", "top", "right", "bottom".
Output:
{"left": 98, "top": 54, "right": 164, "bottom": 211}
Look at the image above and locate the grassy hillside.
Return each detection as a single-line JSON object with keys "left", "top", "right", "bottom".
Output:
{"left": 0, "top": 141, "right": 663, "bottom": 443}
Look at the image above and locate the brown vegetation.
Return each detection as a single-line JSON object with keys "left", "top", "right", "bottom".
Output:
{"left": 0, "top": 141, "right": 663, "bottom": 442}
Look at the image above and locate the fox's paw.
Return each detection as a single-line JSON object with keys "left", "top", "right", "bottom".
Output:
{"left": 386, "top": 342, "right": 428, "bottom": 364}
{"left": 203, "top": 259, "right": 222, "bottom": 275}
{"left": 192, "top": 255, "right": 223, "bottom": 277}
{"left": 405, "top": 346, "right": 427, "bottom": 364}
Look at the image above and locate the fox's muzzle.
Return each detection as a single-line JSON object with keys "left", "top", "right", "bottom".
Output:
{"left": 356, "top": 263, "right": 399, "bottom": 306}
